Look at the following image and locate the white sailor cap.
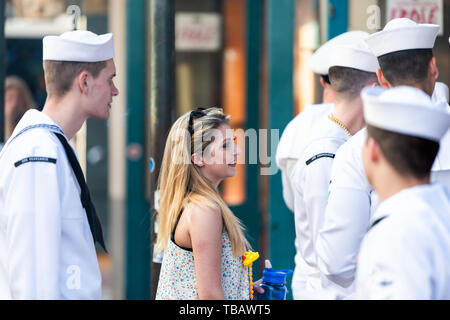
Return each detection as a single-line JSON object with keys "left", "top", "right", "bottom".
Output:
{"left": 328, "top": 39, "right": 379, "bottom": 73}
{"left": 362, "top": 86, "right": 450, "bottom": 142}
{"left": 309, "top": 31, "right": 370, "bottom": 75}
{"left": 365, "top": 18, "right": 439, "bottom": 57}
{"left": 43, "top": 30, "right": 114, "bottom": 62}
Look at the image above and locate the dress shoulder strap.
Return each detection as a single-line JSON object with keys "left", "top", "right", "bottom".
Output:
{"left": 171, "top": 209, "right": 192, "bottom": 252}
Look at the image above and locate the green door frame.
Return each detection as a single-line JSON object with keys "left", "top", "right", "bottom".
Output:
{"left": 328, "top": 0, "right": 348, "bottom": 39}
{"left": 125, "top": 0, "right": 151, "bottom": 300}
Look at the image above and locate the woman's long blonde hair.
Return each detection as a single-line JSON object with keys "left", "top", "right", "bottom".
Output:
{"left": 156, "top": 107, "right": 250, "bottom": 257}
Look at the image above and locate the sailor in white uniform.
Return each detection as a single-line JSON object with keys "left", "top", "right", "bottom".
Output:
{"left": 316, "top": 18, "right": 449, "bottom": 299}
{"left": 277, "top": 31, "right": 370, "bottom": 212}
{"left": 290, "top": 37, "right": 379, "bottom": 299}
{"left": 0, "top": 30, "right": 118, "bottom": 299}
{"left": 275, "top": 31, "right": 370, "bottom": 298}
{"left": 356, "top": 86, "right": 450, "bottom": 300}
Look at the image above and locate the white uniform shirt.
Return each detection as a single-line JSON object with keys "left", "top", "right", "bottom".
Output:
{"left": 0, "top": 110, "right": 102, "bottom": 299}
{"left": 317, "top": 123, "right": 450, "bottom": 299}
{"left": 315, "top": 128, "right": 374, "bottom": 299}
{"left": 290, "top": 111, "right": 349, "bottom": 299}
{"left": 275, "top": 104, "right": 334, "bottom": 298}
{"left": 276, "top": 103, "right": 334, "bottom": 212}
{"left": 356, "top": 184, "right": 450, "bottom": 299}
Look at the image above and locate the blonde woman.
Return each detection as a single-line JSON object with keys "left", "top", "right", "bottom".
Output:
{"left": 155, "top": 107, "right": 252, "bottom": 300}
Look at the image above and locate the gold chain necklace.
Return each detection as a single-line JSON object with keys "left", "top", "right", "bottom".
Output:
{"left": 329, "top": 113, "right": 352, "bottom": 137}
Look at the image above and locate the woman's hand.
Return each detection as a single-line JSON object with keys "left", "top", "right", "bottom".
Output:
{"left": 252, "top": 278, "right": 264, "bottom": 299}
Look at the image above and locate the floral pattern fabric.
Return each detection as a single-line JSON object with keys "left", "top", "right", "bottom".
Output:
{"left": 155, "top": 232, "right": 249, "bottom": 300}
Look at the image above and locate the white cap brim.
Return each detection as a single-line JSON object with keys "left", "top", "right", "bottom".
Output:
{"left": 329, "top": 45, "right": 379, "bottom": 73}
{"left": 362, "top": 86, "right": 450, "bottom": 142}
{"left": 309, "top": 31, "right": 370, "bottom": 75}
{"left": 365, "top": 24, "right": 439, "bottom": 57}
{"left": 43, "top": 31, "right": 114, "bottom": 62}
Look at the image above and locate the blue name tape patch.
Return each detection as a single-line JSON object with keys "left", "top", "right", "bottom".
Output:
{"left": 305, "top": 153, "right": 335, "bottom": 166}
{"left": 14, "top": 157, "right": 57, "bottom": 168}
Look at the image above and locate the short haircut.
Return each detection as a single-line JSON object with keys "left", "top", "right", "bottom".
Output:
{"left": 43, "top": 60, "right": 107, "bottom": 98}
{"left": 328, "top": 66, "right": 378, "bottom": 99}
{"left": 366, "top": 124, "right": 439, "bottom": 179}
{"left": 378, "top": 49, "right": 433, "bottom": 87}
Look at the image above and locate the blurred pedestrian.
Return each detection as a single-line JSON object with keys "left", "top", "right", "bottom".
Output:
{"left": 4, "top": 76, "right": 35, "bottom": 140}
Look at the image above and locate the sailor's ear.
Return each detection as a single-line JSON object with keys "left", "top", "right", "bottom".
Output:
{"left": 367, "top": 137, "right": 382, "bottom": 164}
{"left": 319, "top": 76, "right": 328, "bottom": 89}
{"left": 77, "top": 71, "right": 90, "bottom": 95}
{"left": 429, "top": 57, "right": 439, "bottom": 81}
{"left": 376, "top": 69, "right": 392, "bottom": 89}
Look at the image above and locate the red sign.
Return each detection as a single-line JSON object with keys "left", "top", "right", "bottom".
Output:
{"left": 387, "top": 0, "right": 443, "bottom": 35}
{"left": 175, "top": 13, "right": 221, "bottom": 51}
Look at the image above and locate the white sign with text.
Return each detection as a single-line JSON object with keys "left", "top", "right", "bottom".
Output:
{"left": 387, "top": 0, "right": 443, "bottom": 35}
{"left": 175, "top": 13, "right": 222, "bottom": 52}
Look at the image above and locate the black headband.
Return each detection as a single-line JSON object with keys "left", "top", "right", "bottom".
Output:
{"left": 188, "top": 108, "right": 206, "bottom": 136}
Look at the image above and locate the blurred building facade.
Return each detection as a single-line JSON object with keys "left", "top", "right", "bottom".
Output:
{"left": 1, "top": 0, "right": 449, "bottom": 299}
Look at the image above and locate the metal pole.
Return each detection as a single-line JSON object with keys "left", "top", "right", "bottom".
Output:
{"left": 148, "top": 0, "right": 175, "bottom": 299}
{"left": 0, "top": 1, "right": 5, "bottom": 144}
{"left": 246, "top": 0, "right": 264, "bottom": 278}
